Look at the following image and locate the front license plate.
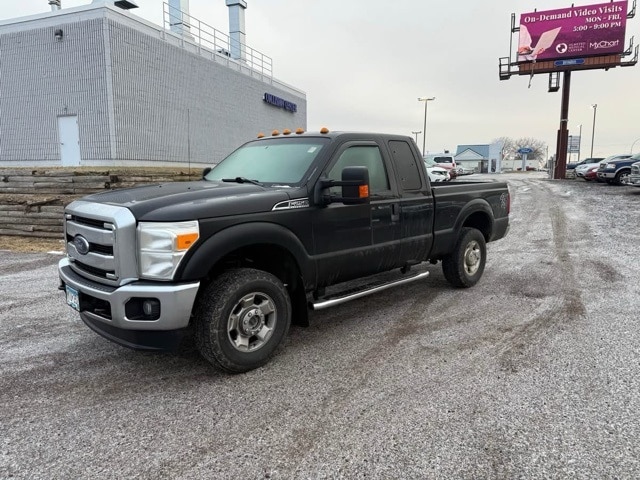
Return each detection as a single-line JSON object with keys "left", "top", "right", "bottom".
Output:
{"left": 66, "top": 285, "right": 80, "bottom": 311}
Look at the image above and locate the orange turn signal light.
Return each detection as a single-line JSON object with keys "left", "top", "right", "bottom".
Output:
{"left": 359, "top": 185, "right": 369, "bottom": 198}
{"left": 177, "top": 233, "right": 199, "bottom": 250}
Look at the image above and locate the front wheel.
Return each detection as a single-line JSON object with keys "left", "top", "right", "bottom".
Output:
{"left": 442, "top": 227, "right": 487, "bottom": 288}
{"left": 615, "top": 170, "right": 630, "bottom": 186}
{"left": 195, "top": 268, "right": 291, "bottom": 373}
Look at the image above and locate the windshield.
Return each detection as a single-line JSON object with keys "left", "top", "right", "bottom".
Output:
{"left": 205, "top": 138, "right": 329, "bottom": 185}
{"left": 423, "top": 157, "right": 437, "bottom": 167}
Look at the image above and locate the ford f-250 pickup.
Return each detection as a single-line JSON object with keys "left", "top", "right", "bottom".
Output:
{"left": 58, "top": 130, "right": 510, "bottom": 373}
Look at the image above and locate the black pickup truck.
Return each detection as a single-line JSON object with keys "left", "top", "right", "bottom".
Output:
{"left": 58, "top": 131, "right": 510, "bottom": 372}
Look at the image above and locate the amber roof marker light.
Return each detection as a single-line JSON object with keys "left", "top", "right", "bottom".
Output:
{"left": 320, "top": 127, "right": 330, "bottom": 134}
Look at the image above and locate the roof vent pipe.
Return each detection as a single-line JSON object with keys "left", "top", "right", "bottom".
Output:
{"left": 226, "top": 0, "right": 247, "bottom": 61}
{"left": 49, "top": 0, "right": 61, "bottom": 11}
{"left": 168, "top": 0, "right": 191, "bottom": 36}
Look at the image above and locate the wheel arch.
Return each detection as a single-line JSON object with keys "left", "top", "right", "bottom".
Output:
{"left": 454, "top": 200, "right": 494, "bottom": 242}
{"left": 179, "top": 223, "right": 313, "bottom": 326}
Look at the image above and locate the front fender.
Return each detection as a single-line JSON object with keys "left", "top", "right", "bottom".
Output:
{"left": 177, "top": 222, "right": 314, "bottom": 283}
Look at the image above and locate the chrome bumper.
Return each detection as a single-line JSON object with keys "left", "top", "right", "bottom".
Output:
{"left": 59, "top": 257, "right": 199, "bottom": 332}
{"left": 628, "top": 174, "right": 640, "bottom": 186}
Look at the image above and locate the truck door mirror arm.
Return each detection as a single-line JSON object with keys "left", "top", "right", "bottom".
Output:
{"left": 314, "top": 166, "right": 370, "bottom": 206}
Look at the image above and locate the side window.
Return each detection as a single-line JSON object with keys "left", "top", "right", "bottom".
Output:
{"left": 388, "top": 140, "right": 422, "bottom": 191}
{"left": 327, "top": 145, "right": 390, "bottom": 195}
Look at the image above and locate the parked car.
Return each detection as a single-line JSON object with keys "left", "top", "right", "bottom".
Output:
{"left": 625, "top": 156, "right": 640, "bottom": 187}
{"left": 566, "top": 157, "right": 604, "bottom": 170}
{"left": 596, "top": 154, "right": 634, "bottom": 185}
{"left": 576, "top": 159, "right": 607, "bottom": 180}
{"left": 423, "top": 157, "right": 450, "bottom": 182}
{"left": 583, "top": 165, "right": 600, "bottom": 182}
{"left": 566, "top": 157, "right": 603, "bottom": 178}
{"left": 456, "top": 165, "right": 475, "bottom": 175}
{"left": 425, "top": 154, "right": 457, "bottom": 180}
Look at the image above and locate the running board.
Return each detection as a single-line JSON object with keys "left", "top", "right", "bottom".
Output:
{"left": 311, "top": 271, "right": 430, "bottom": 311}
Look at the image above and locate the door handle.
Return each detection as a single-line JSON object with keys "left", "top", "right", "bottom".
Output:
{"left": 391, "top": 203, "right": 400, "bottom": 222}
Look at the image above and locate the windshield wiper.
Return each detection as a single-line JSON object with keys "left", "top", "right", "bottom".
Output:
{"left": 221, "top": 177, "right": 263, "bottom": 187}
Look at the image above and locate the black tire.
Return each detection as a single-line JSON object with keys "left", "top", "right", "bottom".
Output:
{"left": 614, "top": 169, "right": 630, "bottom": 186}
{"left": 194, "top": 268, "right": 291, "bottom": 373}
{"left": 442, "top": 227, "right": 486, "bottom": 288}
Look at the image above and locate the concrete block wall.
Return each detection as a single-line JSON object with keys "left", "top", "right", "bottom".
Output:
{"left": 0, "top": 5, "right": 307, "bottom": 167}
{"left": 108, "top": 19, "right": 307, "bottom": 166}
{"left": 0, "top": 18, "right": 112, "bottom": 166}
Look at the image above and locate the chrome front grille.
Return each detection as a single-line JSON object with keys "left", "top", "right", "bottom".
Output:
{"left": 63, "top": 201, "right": 138, "bottom": 287}
{"left": 632, "top": 165, "right": 640, "bottom": 175}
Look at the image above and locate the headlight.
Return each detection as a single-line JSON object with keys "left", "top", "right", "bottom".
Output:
{"left": 137, "top": 221, "right": 199, "bottom": 280}
{"left": 606, "top": 163, "right": 616, "bottom": 169}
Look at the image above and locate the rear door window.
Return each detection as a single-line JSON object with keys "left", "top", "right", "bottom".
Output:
{"left": 388, "top": 140, "right": 422, "bottom": 191}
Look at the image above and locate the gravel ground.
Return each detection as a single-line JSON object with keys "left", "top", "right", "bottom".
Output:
{"left": 1, "top": 172, "right": 639, "bottom": 479}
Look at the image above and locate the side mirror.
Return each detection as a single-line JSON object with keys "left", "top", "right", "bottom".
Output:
{"left": 315, "top": 166, "right": 370, "bottom": 206}
{"left": 202, "top": 167, "right": 212, "bottom": 179}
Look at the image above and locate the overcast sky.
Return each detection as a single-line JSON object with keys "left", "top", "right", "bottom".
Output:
{"left": 2, "top": 0, "right": 639, "bottom": 158}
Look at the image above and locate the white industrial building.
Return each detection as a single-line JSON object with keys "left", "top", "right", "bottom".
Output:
{"left": 0, "top": 0, "right": 307, "bottom": 167}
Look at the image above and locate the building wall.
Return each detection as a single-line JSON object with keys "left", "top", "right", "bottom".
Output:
{"left": 0, "top": 18, "right": 112, "bottom": 165}
{"left": 108, "top": 19, "right": 306, "bottom": 166}
{"left": 0, "top": 5, "right": 307, "bottom": 167}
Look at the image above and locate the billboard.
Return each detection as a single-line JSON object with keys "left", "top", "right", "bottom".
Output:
{"left": 518, "top": 1, "right": 628, "bottom": 62}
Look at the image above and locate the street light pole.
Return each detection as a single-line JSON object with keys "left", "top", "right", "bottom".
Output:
{"left": 411, "top": 131, "right": 421, "bottom": 144}
{"left": 590, "top": 104, "right": 597, "bottom": 158}
{"left": 418, "top": 96, "right": 436, "bottom": 155}
{"left": 577, "top": 124, "right": 582, "bottom": 162}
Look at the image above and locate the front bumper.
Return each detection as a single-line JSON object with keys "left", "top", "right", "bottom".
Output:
{"left": 597, "top": 171, "right": 615, "bottom": 180}
{"left": 628, "top": 174, "right": 640, "bottom": 187}
{"left": 59, "top": 257, "right": 200, "bottom": 350}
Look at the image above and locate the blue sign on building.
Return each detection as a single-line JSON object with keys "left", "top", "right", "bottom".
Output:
{"left": 263, "top": 93, "right": 297, "bottom": 113}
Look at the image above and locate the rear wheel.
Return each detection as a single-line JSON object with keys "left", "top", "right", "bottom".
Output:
{"left": 195, "top": 268, "right": 291, "bottom": 373}
{"left": 442, "top": 227, "right": 486, "bottom": 288}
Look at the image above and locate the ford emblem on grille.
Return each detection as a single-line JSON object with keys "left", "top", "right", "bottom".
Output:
{"left": 73, "top": 235, "right": 90, "bottom": 255}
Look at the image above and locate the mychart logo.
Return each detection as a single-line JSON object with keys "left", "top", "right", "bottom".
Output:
{"left": 590, "top": 40, "right": 620, "bottom": 49}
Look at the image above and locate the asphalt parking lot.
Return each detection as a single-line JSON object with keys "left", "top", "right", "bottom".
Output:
{"left": 1, "top": 172, "right": 639, "bottom": 479}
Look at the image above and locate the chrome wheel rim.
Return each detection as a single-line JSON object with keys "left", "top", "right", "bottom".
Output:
{"left": 227, "top": 292, "right": 276, "bottom": 352}
{"left": 464, "top": 240, "right": 482, "bottom": 276}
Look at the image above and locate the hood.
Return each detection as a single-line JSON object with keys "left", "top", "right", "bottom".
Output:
{"left": 83, "top": 181, "right": 296, "bottom": 221}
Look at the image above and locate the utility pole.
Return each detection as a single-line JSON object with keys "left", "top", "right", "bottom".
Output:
{"left": 590, "top": 104, "right": 598, "bottom": 158}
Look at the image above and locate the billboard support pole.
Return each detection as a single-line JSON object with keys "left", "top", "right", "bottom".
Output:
{"left": 554, "top": 70, "right": 571, "bottom": 180}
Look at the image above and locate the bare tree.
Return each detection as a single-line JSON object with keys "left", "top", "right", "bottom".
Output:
{"left": 493, "top": 136, "right": 547, "bottom": 161}
{"left": 493, "top": 137, "right": 516, "bottom": 160}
